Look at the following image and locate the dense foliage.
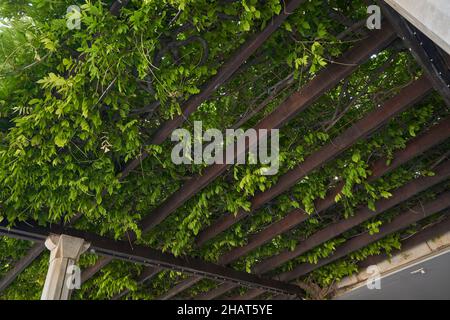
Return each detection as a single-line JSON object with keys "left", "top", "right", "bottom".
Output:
{"left": 0, "top": 0, "right": 449, "bottom": 300}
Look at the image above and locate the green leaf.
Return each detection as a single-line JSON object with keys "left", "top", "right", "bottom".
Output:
{"left": 242, "top": 20, "right": 250, "bottom": 31}
{"left": 54, "top": 134, "right": 68, "bottom": 148}
{"left": 285, "top": 22, "right": 292, "bottom": 32}
{"left": 380, "top": 191, "right": 392, "bottom": 199}
{"left": 352, "top": 153, "right": 360, "bottom": 163}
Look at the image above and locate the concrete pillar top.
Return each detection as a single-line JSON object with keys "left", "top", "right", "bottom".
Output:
{"left": 45, "top": 234, "right": 90, "bottom": 261}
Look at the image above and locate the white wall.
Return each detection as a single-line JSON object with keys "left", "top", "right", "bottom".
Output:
{"left": 385, "top": 0, "right": 450, "bottom": 54}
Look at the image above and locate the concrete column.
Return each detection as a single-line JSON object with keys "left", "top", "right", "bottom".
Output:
{"left": 385, "top": 0, "right": 450, "bottom": 54}
{"left": 41, "top": 234, "right": 90, "bottom": 300}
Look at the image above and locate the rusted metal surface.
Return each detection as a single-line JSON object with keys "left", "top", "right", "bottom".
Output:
{"left": 271, "top": 293, "right": 297, "bottom": 300}
{"left": 74, "top": 0, "right": 310, "bottom": 285}
{"left": 143, "top": 29, "right": 397, "bottom": 300}
{"left": 112, "top": 267, "right": 161, "bottom": 300}
{"left": 81, "top": 257, "right": 114, "bottom": 284}
{"left": 158, "top": 276, "right": 203, "bottom": 300}
{"left": 252, "top": 160, "right": 450, "bottom": 274}
{"left": 196, "top": 75, "right": 431, "bottom": 246}
{"left": 0, "top": 222, "right": 305, "bottom": 297}
{"left": 139, "top": 27, "right": 397, "bottom": 237}
{"left": 229, "top": 288, "right": 266, "bottom": 300}
{"left": 188, "top": 80, "right": 442, "bottom": 300}
{"left": 139, "top": 266, "right": 162, "bottom": 283}
{"left": 226, "top": 188, "right": 450, "bottom": 300}
{"left": 6, "top": 5, "right": 442, "bottom": 298}
{"left": 218, "top": 210, "right": 310, "bottom": 266}
{"left": 168, "top": 75, "right": 436, "bottom": 301}
{"left": 278, "top": 191, "right": 450, "bottom": 281}
{"left": 217, "top": 116, "right": 450, "bottom": 265}
{"left": 82, "top": 27, "right": 396, "bottom": 294}
{"left": 83, "top": 2, "right": 385, "bottom": 285}
{"left": 0, "top": 243, "right": 45, "bottom": 292}
{"left": 196, "top": 282, "right": 239, "bottom": 300}
{"left": 359, "top": 216, "right": 450, "bottom": 269}
{"left": 108, "top": 118, "right": 450, "bottom": 300}
{"left": 119, "top": 0, "right": 308, "bottom": 180}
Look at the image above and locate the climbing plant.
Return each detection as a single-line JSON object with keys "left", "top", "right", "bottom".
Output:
{"left": 0, "top": 0, "right": 449, "bottom": 300}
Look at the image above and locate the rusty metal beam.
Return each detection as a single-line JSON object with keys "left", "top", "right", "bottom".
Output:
{"left": 217, "top": 116, "right": 450, "bottom": 265}
{"left": 78, "top": 5, "right": 394, "bottom": 292}
{"left": 252, "top": 160, "right": 450, "bottom": 274}
{"left": 180, "top": 76, "right": 438, "bottom": 300}
{"left": 191, "top": 105, "right": 450, "bottom": 301}
{"left": 109, "top": 0, "right": 130, "bottom": 16}
{"left": 147, "top": 28, "right": 397, "bottom": 300}
{"left": 111, "top": 266, "right": 161, "bottom": 300}
{"left": 0, "top": 243, "right": 45, "bottom": 292}
{"left": 278, "top": 191, "right": 450, "bottom": 281}
{"left": 196, "top": 75, "right": 432, "bottom": 246}
{"left": 0, "top": 222, "right": 305, "bottom": 297}
{"left": 78, "top": 21, "right": 395, "bottom": 297}
{"left": 228, "top": 189, "right": 450, "bottom": 300}
{"left": 196, "top": 282, "right": 239, "bottom": 300}
{"left": 139, "top": 27, "right": 396, "bottom": 237}
{"left": 81, "top": 257, "right": 114, "bottom": 284}
{"left": 158, "top": 276, "right": 203, "bottom": 300}
{"left": 359, "top": 216, "right": 450, "bottom": 269}
{"left": 119, "top": 0, "right": 308, "bottom": 180}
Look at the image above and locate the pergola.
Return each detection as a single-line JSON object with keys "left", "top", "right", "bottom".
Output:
{"left": 0, "top": 0, "right": 449, "bottom": 300}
